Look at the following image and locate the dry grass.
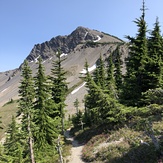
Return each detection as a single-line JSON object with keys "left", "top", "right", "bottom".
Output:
{"left": 0, "top": 100, "right": 18, "bottom": 140}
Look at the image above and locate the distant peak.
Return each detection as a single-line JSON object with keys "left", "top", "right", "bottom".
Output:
{"left": 75, "top": 26, "right": 89, "bottom": 31}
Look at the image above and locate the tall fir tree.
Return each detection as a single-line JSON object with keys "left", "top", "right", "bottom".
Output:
{"left": 121, "top": 1, "right": 149, "bottom": 106}
{"left": 93, "top": 55, "right": 106, "bottom": 90}
{"left": 34, "top": 57, "right": 59, "bottom": 151}
{"left": 83, "top": 61, "right": 97, "bottom": 125}
{"left": 114, "top": 46, "right": 123, "bottom": 92}
{"left": 106, "top": 53, "right": 117, "bottom": 99}
{"left": 50, "top": 50, "right": 68, "bottom": 134}
{"left": 148, "top": 17, "right": 163, "bottom": 88}
{"left": 18, "top": 60, "right": 35, "bottom": 163}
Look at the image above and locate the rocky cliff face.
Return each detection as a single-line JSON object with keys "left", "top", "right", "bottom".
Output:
{"left": 26, "top": 26, "right": 122, "bottom": 62}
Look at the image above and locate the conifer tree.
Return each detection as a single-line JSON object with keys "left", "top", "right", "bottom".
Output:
{"left": 83, "top": 61, "right": 98, "bottom": 125}
{"left": 74, "top": 98, "right": 79, "bottom": 114}
{"left": 34, "top": 57, "right": 59, "bottom": 150}
{"left": 106, "top": 54, "right": 117, "bottom": 99}
{"left": 84, "top": 61, "right": 125, "bottom": 126}
{"left": 148, "top": 17, "right": 163, "bottom": 88}
{"left": 3, "top": 116, "right": 23, "bottom": 162}
{"left": 114, "top": 46, "right": 123, "bottom": 92}
{"left": 122, "top": 1, "right": 149, "bottom": 106}
{"left": 18, "top": 60, "right": 35, "bottom": 163}
{"left": 50, "top": 51, "right": 68, "bottom": 134}
{"left": 93, "top": 55, "right": 106, "bottom": 89}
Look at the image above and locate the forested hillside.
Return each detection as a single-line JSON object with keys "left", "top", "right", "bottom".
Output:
{"left": 0, "top": 1, "right": 163, "bottom": 163}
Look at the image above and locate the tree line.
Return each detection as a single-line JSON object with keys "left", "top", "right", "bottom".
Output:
{"left": 0, "top": 52, "right": 67, "bottom": 162}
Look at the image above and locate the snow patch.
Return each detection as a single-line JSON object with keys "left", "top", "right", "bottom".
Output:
{"left": 93, "top": 35, "right": 101, "bottom": 42}
{"left": 35, "top": 55, "right": 40, "bottom": 63}
{"left": 49, "top": 57, "right": 52, "bottom": 60}
{"left": 84, "top": 32, "right": 88, "bottom": 39}
{"left": 60, "top": 53, "right": 68, "bottom": 58}
{"left": 42, "top": 60, "right": 46, "bottom": 64}
{"left": 1, "top": 88, "right": 7, "bottom": 93}
{"left": 80, "top": 64, "right": 96, "bottom": 74}
{"left": 71, "top": 82, "right": 86, "bottom": 95}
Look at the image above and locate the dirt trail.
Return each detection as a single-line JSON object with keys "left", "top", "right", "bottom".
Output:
{"left": 64, "top": 129, "right": 85, "bottom": 163}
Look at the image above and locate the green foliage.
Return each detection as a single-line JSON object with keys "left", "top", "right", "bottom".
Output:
{"left": 50, "top": 50, "right": 68, "bottom": 134}
{"left": 121, "top": 5, "right": 151, "bottom": 106}
{"left": 73, "top": 98, "right": 79, "bottom": 114}
{"left": 34, "top": 57, "right": 59, "bottom": 149}
{"left": 106, "top": 53, "right": 117, "bottom": 99}
{"left": 71, "top": 110, "right": 84, "bottom": 128}
{"left": 114, "top": 46, "right": 123, "bottom": 92}
{"left": 142, "top": 88, "right": 163, "bottom": 105}
{"left": 17, "top": 60, "right": 35, "bottom": 162}
{"left": 3, "top": 116, "right": 25, "bottom": 162}
{"left": 93, "top": 55, "right": 107, "bottom": 89}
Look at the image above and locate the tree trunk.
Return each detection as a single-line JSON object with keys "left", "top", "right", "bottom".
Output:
{"left": 57, "top": 135, "right": 64, "bottom": 163}
{"left": 28, "top": 114, "right": 35, "bottom": 163}
{"left": 61, "top": 114, "right": 64, "bottom": 135}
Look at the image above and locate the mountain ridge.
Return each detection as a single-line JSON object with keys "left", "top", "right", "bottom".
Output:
{"left": 0, "top": 26, "right": 128, "bottom": 114}
{"left": 26, "top": 26, "right": 123, "bottom": 63}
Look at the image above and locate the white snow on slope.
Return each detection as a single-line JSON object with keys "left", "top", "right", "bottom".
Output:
{"left": 60, "top": 53, "right": 68, "bottom": 57}
{"left": 35, "top": 55, "right": 40, "bottom": 63}
{"left": 80, "top": 64, "right": 96, "bottom": 74}
{"left": 42, "top": 60, "right": 46, "bottom": 64}
{"left": 1, "top": 88, "right": 7, "bottom": 93}
{"left": 93, "top": 35, "right": 101, "bottom": 42}
{"left": 84, "top": 32, "right": 88, "bottom": 39}
{"left": 71, "top": 82, "right": 86, "bottom": 95}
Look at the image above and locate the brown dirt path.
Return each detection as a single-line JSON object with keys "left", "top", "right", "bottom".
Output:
{"left": 64, "top": 129, "right": 85, "bottom": 163}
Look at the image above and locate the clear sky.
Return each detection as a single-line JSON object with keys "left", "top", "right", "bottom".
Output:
{"left": 0, "top": 0, "right": 163, "bottom": 72}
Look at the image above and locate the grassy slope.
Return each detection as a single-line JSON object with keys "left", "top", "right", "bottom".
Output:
{"left": 0, "top": 101, "right": 18, "bottom": 140}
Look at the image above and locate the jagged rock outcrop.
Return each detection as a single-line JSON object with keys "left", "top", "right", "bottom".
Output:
{"left": 26, "top": 26, "right": 122, "bottom": 62}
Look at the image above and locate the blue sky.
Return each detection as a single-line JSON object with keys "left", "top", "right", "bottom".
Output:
{"left": 0, "top": 0, "right": 163, "bottom": 72}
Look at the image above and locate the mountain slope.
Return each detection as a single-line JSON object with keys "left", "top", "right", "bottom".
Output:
{"left": 0, "top": 26, "right": 128, "bottom": 115}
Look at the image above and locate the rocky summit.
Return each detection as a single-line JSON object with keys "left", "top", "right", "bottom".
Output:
{"left": 0, "top": 26, "right": 128, "bottom": 114}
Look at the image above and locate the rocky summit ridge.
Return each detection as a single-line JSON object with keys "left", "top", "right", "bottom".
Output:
{"left": 26, "top": 26, "right": 122, "bottom": 62}
{"left": 0, "top": 26, "right": 128, "bottom": 114}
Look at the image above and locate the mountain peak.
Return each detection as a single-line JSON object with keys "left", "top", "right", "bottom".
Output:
{"left": 26, "top": 26, "right": 122, "bottom": 62}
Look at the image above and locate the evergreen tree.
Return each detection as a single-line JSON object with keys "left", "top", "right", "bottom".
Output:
{"left": 84, "top": 61, "right": 125, "bottom": 126}
{"left": 106, "top": 53, "right": 117, "bottom": 99}
{"left": 148, "top": 17, "right": 163, "bottom": 88}
{"left": 114, "top": 46, "right": 123, "bottom": 92}
{"left": 3, "top": 116, "right": 23, "bottom": 162}
{"left": 93, "top": 55, "right": 106, "bottom": 89}
{"left": 50, "top": 51, "right": 68, "bottom": 134}
{"left": 34, "top": 57, "right": 59, "bottom": 150}
{"left": 83, "top": 61, "right": 97, "bottom": 125}
{"left": 74, "top": 98, "right": 79, "bottom": 114}
{"left": 18, "top": 60, "right": 35, "bottom": 163}
{"left": 122, "top": 1, "right": 149, "bottom": 106}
